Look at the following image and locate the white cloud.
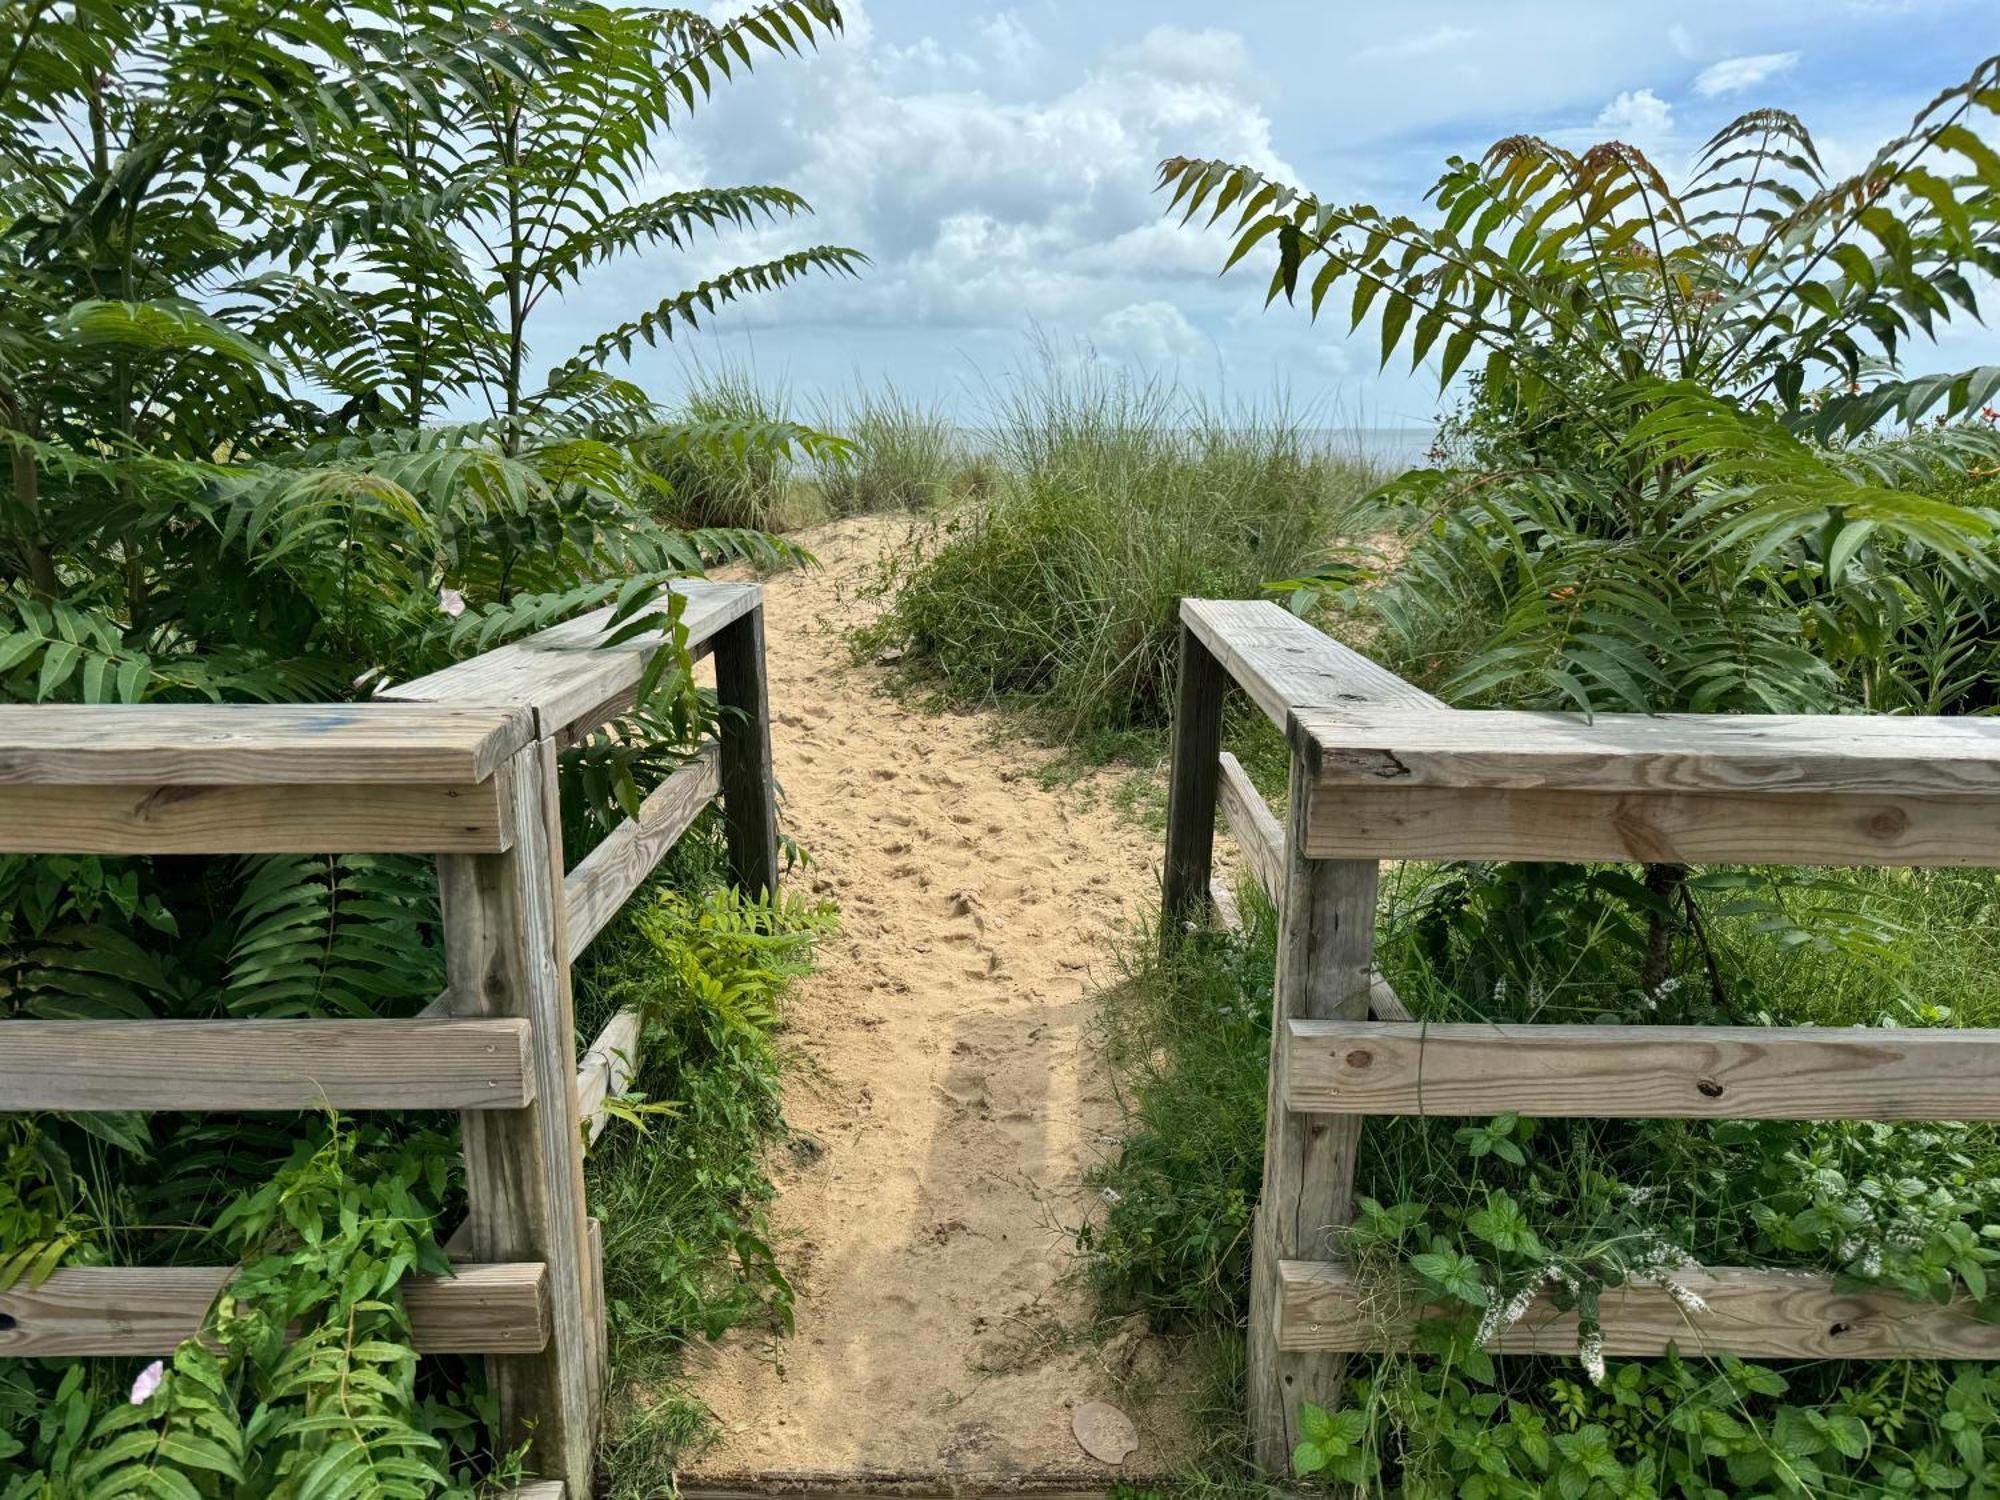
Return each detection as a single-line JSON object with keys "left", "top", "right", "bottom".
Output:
{"left": 1596, "top": 88, "right": 1673, "bottom": 136}
{"left": 537, "top": 0, "right": 1976, "bottom": 421}
{"left": 977, "top": 11, "right": 1039, "bottom": 74}
{"left": 1353, "top": 25, "right": 1475, "bottom": 64}
{"left": 1107, "top": 25, "right": 1256, "bottom": 89}
{"left": 1693, "top": 50, "right": 1801, "bottom": 96}
{"left": 1093, "top": 300, "right": 1206, "bottom": 366}
{"left": 631, "top": 3, "right": 1298, "bottom": 350}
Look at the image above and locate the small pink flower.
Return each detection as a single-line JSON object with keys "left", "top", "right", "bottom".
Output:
{"left": 129, "top": 1359, "right": 164, "bottom": 1406}
{"left": 438, "top": 587, "right": 467, "bottom": 618}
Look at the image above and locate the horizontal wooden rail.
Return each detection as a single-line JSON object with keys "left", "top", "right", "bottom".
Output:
{"left": 384, "top": 578, "right": 760, "bottom": 741}
{"left": 1217, "top": 751, "right": 1283, "bottom": 906}
{"left": 1299, "top": 707, "right": 2000, "bottom": 797}
{"left": 1284, "top": 1020, "right": 2000, "bottom": 1119}
{"left": 0, "top": 779, "right": 511, "bottom": 855}
{"left": 0, "top": 1262, "right": 550, "bottom": 1356}
{"left": 1179, "top": 599, "right": 1444, "bottom": 731}
{"left": 0, "top": 1019, "right": 536, "bottom": 1111}
{"left": 576, "top": 1008, "right": 643, "bottom": 1146}
{"left": 1300, "top": 784, "right": 1998, "bottom": 866}
{"left": 564, "top": 745, "right": 721, "bottom": 955}
{"left": 1294, "top": 707, "right": 2000, "bottom": 869}
{"left": 0, "top": 703, "right": 533, "bottom": 785}
{"left": 1278, "top": 1259, "right": 2000, "bottom": 1361}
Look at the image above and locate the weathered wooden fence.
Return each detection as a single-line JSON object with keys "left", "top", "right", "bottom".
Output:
{"left": 0, "top": 579, "right": 777, "bottom": 1500}
{"left": 1161, "top": 598, "right": 2000, "bottom": 1473}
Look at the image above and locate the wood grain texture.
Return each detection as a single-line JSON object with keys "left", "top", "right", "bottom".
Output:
{"left": 1209, "top": 875, "right": 1243, "bottom": 932}
{"left": 438, "top": 746, "right": 599, "bottom": 1495}
{"left": 1302, "top": 784, "right": 2000, "bottom": 867}
{"left": 0, "top": 703, "right": 532, "bottom": 785}
{"left": 576, "top": 1008, "right": 644, "bottom": 1147}
{"left": 1163, "top": 622, "right": 1226, "bottom": 935}
{"left": 1179, "top": 598, "right": 1444, "bottom": 730}
{"left": 1217, "top": 751, "right": 1282, "bottom": 905}
{"left": 0, "top": 1262, "right": 549, "bottom": 1356}
{"left": 0, "top": 779, "right": 510, "bottom": 854}
{"left": 1247, "top": 751, "right": 1381, "bottom": 1473}
{"left": 501, "top": 1487, "right": 568, "bottom": 1500}
{"left": 0, "top": 1019, "right": 535, "bottom": 1112}
{"left": 1367, "top": 973, "right": 1412, "bottom": 1024}
{"left": 1284, "top": 1020, "right": 2000, "bottom": 1119}
{"left": 1297, "top": 707, "right": 2000, "bottom": 797}
{"left": 714, "top": 606, "right": 779, "bottom": 899}
{"left": 564, "top": 745, "right": 720, "bottom": 955}
{"left": 1278, "top": 1259, "right": 2000, "bottom": 1360}
{"left": 383, "top": 578, "right": 760, "bottom": 740}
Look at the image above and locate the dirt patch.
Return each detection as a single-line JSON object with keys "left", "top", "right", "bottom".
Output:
{"left": 680, "top": 517, "right": 1197, "bottom": 1482}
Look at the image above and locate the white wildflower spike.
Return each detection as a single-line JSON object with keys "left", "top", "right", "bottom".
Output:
{"left": 1580, "top": 1329, "right": 1606, "bottom": 1386}
{"left": 129, "top": 1359, "right": 165, "bottom": 1406}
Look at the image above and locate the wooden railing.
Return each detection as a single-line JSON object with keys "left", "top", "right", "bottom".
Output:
{"left": 1162, "top": 598, "right": 2000, "bottom": 1473}
{"left": 0, "top": 579, "right": 777, "bottom": 1500}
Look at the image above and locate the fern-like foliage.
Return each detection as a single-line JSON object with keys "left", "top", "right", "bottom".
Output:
{"left": 223, "top": 856, "right": 443, "bottom": 1020}
{"left": 0, "top": 0, "right": 854, "bottom": 1487}
{"left": 1166, "top": 55, "right": 2000, "bottom": 714}
{"left": 621, "top": 886, "right": 838, "bottom": 1048}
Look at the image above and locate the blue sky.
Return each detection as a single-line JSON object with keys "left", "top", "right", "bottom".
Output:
{"left": 554, "top": 1, "right": 1997, "bottom": 429}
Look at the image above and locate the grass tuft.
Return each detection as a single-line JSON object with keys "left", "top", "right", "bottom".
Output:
{"left": 858, "top": 364, "right": 1381, "bottom": 740}
{"left": 812, "top": 387, "right": 967, "bottom": 515}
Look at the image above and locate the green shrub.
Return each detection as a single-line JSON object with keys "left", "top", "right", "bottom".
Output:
{"left": 1168, "top": 66, "right": 2000, "bottom": 717}
{"left": 1083, "top": 864, "right": 2000, "bottom": 1493}
{"left": 813, "top": 388, "right": 966, "bottom": 515}
{"left": 0, "top": 0, "right": 855, "bottom": 1484}
{"left": 862, "top": 367, "right": 1377, "bottom": 737}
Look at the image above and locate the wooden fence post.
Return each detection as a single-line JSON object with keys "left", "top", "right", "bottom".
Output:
{"left": 1247, "top": 748, "right": 1379, "bottom": 1473}
{"left": 438, "top": 743, "right": 599, "bottom": 1496}
{"left": 713, "top": 603, "right": 779, "bottom": 898}
{"left": 1162, "top": 620, "right": 1226, "bottom": 944}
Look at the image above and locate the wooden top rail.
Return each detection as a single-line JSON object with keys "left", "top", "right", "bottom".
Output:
{"left": 1180, "top": 598, "right": 2000, "bottom": 869}
{"left": 1179, "top": 598, "right": 1444, "bottom": 727}
{"left": 0, "top": 703, "right": 532, "bottom": 854}
{"left": 0, "top": 703, "right": 534, "bottom": 785}
{"left": 383, "top": 578, "right": 760, "bottom": 740}
{"left": 0, "top": 579, "right": 757, "bottom": 858}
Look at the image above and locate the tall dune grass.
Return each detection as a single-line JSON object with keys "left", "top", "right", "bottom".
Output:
{"left": 812, "top": 387, "right": 966, "bottom": 515}
{"left": 644, "top": 364, "right": 811, "bottom": 531}
{"left": 859, "top": 366, "right": 1381, "bottom": 739}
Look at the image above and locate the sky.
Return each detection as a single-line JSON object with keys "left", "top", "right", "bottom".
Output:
{"left": 552, "top": 1, "right": 1998, "bottom": 431}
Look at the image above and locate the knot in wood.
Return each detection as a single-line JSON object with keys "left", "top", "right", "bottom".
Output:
{"left": 1344, "top": 1048, "right": 1374, "bottom": 1070}
{"left": 1695, "top": 1077, "right": 1724, "bottom": 1098}
{"left": 1863, "top": 806, "right": 1909, "bottom": 838}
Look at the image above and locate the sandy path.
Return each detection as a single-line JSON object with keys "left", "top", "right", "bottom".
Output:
{"left": 680, "top": 517, "right": 1195, "bottom": 1484}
